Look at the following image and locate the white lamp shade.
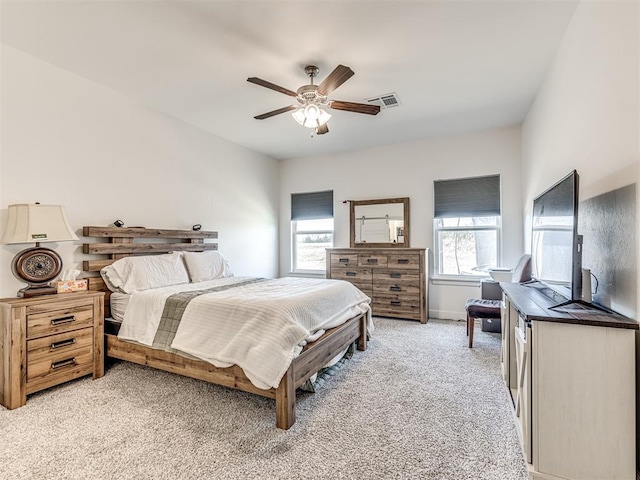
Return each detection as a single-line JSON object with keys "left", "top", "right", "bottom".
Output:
{"left": 292, "top": 108, "right": 306, "bottom": 125}
{"left": 1, "top": 204, "right": 79, "bottom": 244}
{"left": 292, "top": 105, "right": 331, "bottom": 128}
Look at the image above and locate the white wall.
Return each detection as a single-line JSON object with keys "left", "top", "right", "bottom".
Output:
{"left": 279, "top": 125, "right": 523, "bottom": 320}
{"left": 522, "top": 0, "right": 639, "bottom": 316}
{"left": 0, "top": 46, "right": 280, "bottom": 297}
{"left": 522, "top": 0, "right": 639, "bottom": 467}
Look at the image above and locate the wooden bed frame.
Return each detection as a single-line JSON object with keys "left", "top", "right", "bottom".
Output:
{"left": 82, "top": 226, "right": 368, "bottom": 429}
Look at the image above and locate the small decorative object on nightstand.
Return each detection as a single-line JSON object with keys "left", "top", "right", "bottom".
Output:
{"left": 1, "top": 203, "right": 79, "bottom": 298}
{"left": 0, "top": 291, "right": 104, "bottom": 409}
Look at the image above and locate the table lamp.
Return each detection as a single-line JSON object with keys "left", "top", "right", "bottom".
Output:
{"left": 1, "top": 203, "right": 79, "bottom": 297}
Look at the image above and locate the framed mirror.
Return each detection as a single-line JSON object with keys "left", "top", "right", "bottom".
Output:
{"left": 350, "top": 197, "right": 410, "bottom": 248}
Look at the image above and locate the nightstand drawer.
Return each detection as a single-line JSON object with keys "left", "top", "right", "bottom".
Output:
{"left": 27, "top": 327, "right": 94, "bottom": 364}
{"left": 27, "top": 344, "right": 94, "bottom": 383}
{"left": 27, "top": 305, "right": 93, "bottom": 339}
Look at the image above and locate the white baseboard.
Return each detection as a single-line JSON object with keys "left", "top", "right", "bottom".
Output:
{"left": 429, "top": 310, "right": 466, "bottom": 321}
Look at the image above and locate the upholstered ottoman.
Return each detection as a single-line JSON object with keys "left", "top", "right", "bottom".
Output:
{"left": 464, "top": 299, "right": 502, "bottom": 348}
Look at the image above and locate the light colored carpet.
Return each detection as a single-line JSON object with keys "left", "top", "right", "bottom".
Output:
{"left": 0, "top": 318, "right": 528, "bottom": 480}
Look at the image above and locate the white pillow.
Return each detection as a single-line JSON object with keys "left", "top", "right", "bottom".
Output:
{"left": 100, "top": 268, "right": 122, "bottom": 293}
{"left": 100, "top": 252, "right": 190, "bottom": 294}
{"left": 182, "top": 251, "right": 233, "bottom": 283}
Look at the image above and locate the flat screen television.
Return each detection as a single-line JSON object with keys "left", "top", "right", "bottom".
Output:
{"left": 531, "top": 170, "right": 582, "bottom": 304}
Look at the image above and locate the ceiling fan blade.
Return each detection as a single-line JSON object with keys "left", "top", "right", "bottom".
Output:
{"left": 316, "top": 123, "right": 329, "bottom": 135}
{"left": 329, "top": 100, "right": 381, "bottom": 115}
{"left": 247, "top": 77, "right": 298, "bottom": 97}
{"left": 254, "top": 105, "right": 298, "bottom": 120}
{"left": 316, "top": 65, "right": 354, "bottom": 96}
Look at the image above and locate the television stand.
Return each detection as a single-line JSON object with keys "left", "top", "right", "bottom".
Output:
{"left": 500, "top": 282, "right": 637, "bottom": 480}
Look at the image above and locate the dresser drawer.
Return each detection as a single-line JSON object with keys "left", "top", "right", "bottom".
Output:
{"left": 27, "top": 327, "right": 94, "bottom": 364}
{"left": 373, "top": 283, "right": 421, "bottom": 295}
{"left": 374, "top": 308, "right": 422, "bottom": 321}
{"left": 358, "top": 254, "right": 388, "bottom": 268}
{"left": 387, "top": 254, "right": 421, "bottom": 270}
{"left": 373, "top": 295, "right": 422, "bottom": 320}
{"left": 330, "top": 254, "right": 358, "bottom": 267}
{"left": 27, "top": 305, "right": 94, "bottom": 339}
{"left": 350, "top": 283, "right": 373, "bottom": 298}
{"left": 373, "top": 270, "right": 420, "bottom": 285}
{"left": 27, "top": 343, "right": 94, "bottom": 384}
{"left": 331, "top": 267, "right": 372, "bottom": 283}
{"left": 374, "top": 294, "right": 421, "bottom": 308}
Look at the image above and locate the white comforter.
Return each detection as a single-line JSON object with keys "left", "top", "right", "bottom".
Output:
{"left": 118, "top": 277, "right": 371, "bottom": 389}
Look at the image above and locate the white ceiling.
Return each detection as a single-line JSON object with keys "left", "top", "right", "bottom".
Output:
{"left": 1, "top": 1, "right": 579, "bottom": 160}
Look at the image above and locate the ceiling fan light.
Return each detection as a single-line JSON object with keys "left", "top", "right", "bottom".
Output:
{"left": 303, "top": 103, "right": 321, "bottom": 120}
{"left": 302, "top": 118, "right": 317, "bottom": 128}
{"left": 317, "top": 109, "right": 331, "bottom": 126}
{"left": 292, "top": 105, "right": 332, "bottom": 129}
{"left": 292, "top": 108, "right": 306, "bottom": 126}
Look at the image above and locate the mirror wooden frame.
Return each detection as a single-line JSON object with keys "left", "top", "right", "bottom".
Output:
{"left": 349, "top": 197, "right": 410, "bottom": 248}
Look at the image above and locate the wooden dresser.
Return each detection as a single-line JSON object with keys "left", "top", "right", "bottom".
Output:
{"left": 0, "top": 292, "right": 104, "bottom": 409}
{"left": 326, "top": 248, "right": 428, "bottom": 323}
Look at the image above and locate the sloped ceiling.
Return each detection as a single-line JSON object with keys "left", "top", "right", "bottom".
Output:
{"left": 1, "top": 1, "right": 579, "bottom": 160}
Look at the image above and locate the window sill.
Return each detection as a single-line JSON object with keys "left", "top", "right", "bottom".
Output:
{"left": 287, "top": 271, "right": 326, "bottom": 279}
{"left": 431, "top": 275, "right": 487, "bottom": 286}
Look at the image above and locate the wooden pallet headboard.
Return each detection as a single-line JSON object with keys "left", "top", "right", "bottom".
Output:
{"left": 82, "top": 226, "right": 218, "bottom": 316}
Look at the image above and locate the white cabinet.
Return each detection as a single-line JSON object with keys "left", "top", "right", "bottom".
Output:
{"left": 531, "top": 320, "right": 635, "bottom": 480}
{"left": 501, "top": 283, "right": 637, "bottom": 480}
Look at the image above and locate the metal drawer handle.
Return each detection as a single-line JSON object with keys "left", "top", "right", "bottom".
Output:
{"left": 389, "top": 285, "right": 401, "bottom": 292}
{"left": 390, "top": 301, "right": 402, "bottom": 306}
{"left": 51, "top": 357, "right": 77, "bottom": 370}
{"left": 51, "top": 315, "right": 75, "bottom": 326}
{"left": 366, "top": 258, "right": 378, "bottom": 264}
{"left": 390, "top": 273, "right": 402, "bottom": 278}
{"left": 51, "top": 338, "right": 77, "bottom": 350}
{"left": 339, "top": 258, "right": 350, "bottom": 263}
{"left": 397, "top": 259, "right": 409, "bottom": 264}
{"left": 346, "top": 271, "right": 357, "bottom": 277}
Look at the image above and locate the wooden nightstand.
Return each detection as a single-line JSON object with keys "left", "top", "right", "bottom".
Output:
{"left": 0, "top": 291, "right": 104, "bottom": 409}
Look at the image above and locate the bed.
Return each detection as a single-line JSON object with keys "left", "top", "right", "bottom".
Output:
{"left": 82, "top": 226, "right": 371, "bottom": 429}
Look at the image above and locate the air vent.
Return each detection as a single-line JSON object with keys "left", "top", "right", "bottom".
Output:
{"left": 364, "top": 92, "right": 401, "bottom": 109}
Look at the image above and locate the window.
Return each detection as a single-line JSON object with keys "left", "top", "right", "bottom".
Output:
{"left": 433, "top": 175, "right": 501, "bottom": 278}
{"left": 291, "top": 190, "right": 333, "bottom": 273}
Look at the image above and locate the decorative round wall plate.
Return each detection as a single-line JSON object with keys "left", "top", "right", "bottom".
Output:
{"left": 12, "top": 247, "right": 63, "bottom": 285}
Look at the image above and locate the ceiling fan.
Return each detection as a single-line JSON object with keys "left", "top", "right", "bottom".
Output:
{"left": 247, "top": 64, "right": 381, "bottom": 135}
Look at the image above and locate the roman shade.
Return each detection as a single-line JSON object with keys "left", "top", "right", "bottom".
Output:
{"left": 434, "top": 175, "right": 501, "bottom": 218}
{"left": 291, "top": 190, "right": 334, "bottom": 221}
